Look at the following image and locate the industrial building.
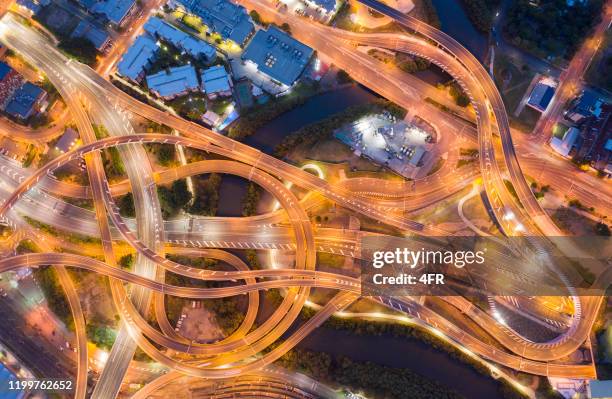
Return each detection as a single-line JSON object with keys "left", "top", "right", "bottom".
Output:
{"left": 241, "top": 26, "right": 313, "bottom": 88}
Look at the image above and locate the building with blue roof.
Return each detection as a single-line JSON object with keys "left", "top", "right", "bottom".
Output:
{"left": 201, "top": 65, "right": 232, "bottom": 98}
{"left": 146, "top": 64, "right": 199, "bottom": 99}
{"left": 5, "top": 82, "right": 47, "bottom": 120}
{"left": 16, "top": 0, "right": 42, "bottom": 14}
{"left": 527, "top": 82, "right": 555, "bottom": 112}
{"left": 117, "top": 35, "right": 158, "bottom": 82}
{"left": 242, "top": 26, "right": 314, "bottom": 87}
{"left": 144, "top": 17, "right": 216, "bottom": 61}
{"left": 88, "top": 0, "right": 136, "bottom": 26}
{"left": 565, "top": 89, "right": 605, "bottom": 123}
{"left": 71, "top": 20, "right": 111, "bottom": 51}
{"left": 179, "top": 0, "right": 255, "bottom": 46}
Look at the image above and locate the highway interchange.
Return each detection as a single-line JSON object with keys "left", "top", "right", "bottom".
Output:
{"left": 0, "top": 0, "right": 610, "bottom": 397}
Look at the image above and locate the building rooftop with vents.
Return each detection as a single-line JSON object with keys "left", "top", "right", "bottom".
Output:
{"left": 71, "top": 20, "right": 111, "bottom": 51}
{"left": 241, "top": 26, "right": 313, "bottom": 87}
{"left": 117, "top": 35, "right": 158, "bottom": 82}
{"left": 5, "top": 82, "right": 47, "bottom": 120}
{"left": 146, "top": 64, "right": 199, "bottom": 99}
{"left": 144, "top": 17, "right": 216, "bottom": 60}
{"left": 201, "top": 65, "right": 232, "bottom": 97}
{"left": 179, "top": 0, "right": 255, "bottom": 46}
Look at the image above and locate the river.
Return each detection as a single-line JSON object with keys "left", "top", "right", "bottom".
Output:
{"left": 430, "top": 0, "right": 489, "bottom": 61}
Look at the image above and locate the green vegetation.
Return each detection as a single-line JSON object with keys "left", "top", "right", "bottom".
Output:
{"left": 336, "top": 69, "right": 353, "bottom": 85}
{"left": 459, "top": 0, "right": 500, "bottom": 32}
{"left": 568, "top": 198, "right": 594, "bottom": 213}
{"left": 504, "top": 0, "right": 604, "bottom": 60}
{"left": 118, "top": 254, "right": 135, "bottom": 269}
{"left": 277, "top": 349, "right": 464, "bottom": 399}
{"left": 274, "top": 99, "right": 406, "bottom": 158}
{"left": 421, "top": 0, "right": 441, "bottom": 28}
{"left": 228, "top": 82, "right": 321, "bottom": 140}
{"left": 118, "top": 193, "right": 135, "bottom": 218}
{"left": 33, "top": 266, "right": 74, "bottom": 330}
{"left": 23, "top": 216, "right": 100, "bottom": 245}
{"left": 102, "top": 148, "right": 125, "bottom": 180}
{"left": 449, "top": 83, "right": 470, "bottom": 107}
{"left": 249, "top": 10, "right": 262, "bottom": 24}
{"left": 58, "top": 37, "right": 98, "bottom": 66}
{"left": 585, "top": 30, "right": 612, "bottom": 91}
{"left": 189, "top": 173, "right": 221, "bottom": 216}
{"left": 22, "top": 145, "right": 38, "bottom": 168}
{"left": 316, "top": 252, "right": 345, "bottom": 268}
{"left": 241, "top": 182, "right": 261, "bottom": 216}
{"left": 503, "top": 179, "right": 521, "bottom": 206}
{"left": 530, "top": 182, "right": 550, "bottom": 200}
{"left": 158, "top": 180, "right": 192, "bottom": 218}
{"left": 245, "top": 249, "right": 260, "bottom": 270}
{"left": 16, "top": 239, "right": 41, "bottom": 254}
{"left": 395, "top": 53, "right": 431, "bottom": 74}
{"left": 164, "top": 255, "right": 244, "bottom": 334}
{"left": 168, "top": 93, "right": 208, "bottom": 121}
{"left": 595, "top": 222, "right": 611, "bottom": 236}
{"left": 86, "top": 323, "right": 116, "bottom": 350}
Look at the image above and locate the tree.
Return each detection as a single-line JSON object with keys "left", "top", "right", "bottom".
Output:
{"left": 58, "top": 37, "right": 98, "bottom": 66}
{"left": 249, "top": 10, "right": 262, "bottom": 25}
{"left": 595, "top": 222, "right": 611, "bottom": 236}
{"left": 336, "top": 70, "right": 353, "bottom": 85}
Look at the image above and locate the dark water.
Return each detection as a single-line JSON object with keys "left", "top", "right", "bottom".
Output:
{"left": 243, "top": 85, "right": 378, "bottom": 154}
{"left": 299, "top": 328, "right": 504, "bottom": 399}
{"left": 430, "top": 0, "right": 489, "bottom": 61}
{"left": 216, "top": 175, "right": 249, "bottom": 217}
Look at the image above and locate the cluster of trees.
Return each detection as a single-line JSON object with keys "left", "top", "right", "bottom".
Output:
{"left": 164, "top": 255, "right": 244, "bottom": 333}
{"left": 395, "top": 53, "right": 431, "bottom": 74}
{"left": 158, "top": 180, "right": 192, "bottom": 218}
{"left": 460, "top": 0, "right": 500, "bottom": 33}
{"left": 245, "top": 249, "right": 260, "bottom": 270}
{"left": 228, "top": 83, "right": 320, "bottom": 140}
{"left": 189, "top": 173, "right": 222, "bottom": 216}
{"left": 118, "top": 193, "right": 135, "bottom": 218}
{"left": 16, "top": 239, "right": 40, "bottom": 254}
{"left": 147, "top": 143, "right": 176, "bottom": 167}
{"left": 101, "top": 148, "right": 125, "bottom": 180}
{"left": 530, "top": 181, "right": 550, "bottom": 200}
{"left": 448, "top": 83, "right": 470, "bottom": 107}
{"left": 273, "top": 99, "right": 407, "bottom": 158}
{"left": 241, "top": 182, "right": 261, "bottom": 216}
{"left": 336, "top": 70, "right": 354, "bottom": 85}
{"left": 504, "top": 0, "right": 604, "bottom": 60}
{"left": 33, "top": 266, "right": 74, "bottom": 331}
{"left": 58, "top": 37, "right": 98, "bottom": 66}
{"left": 118, "top": 254, "right": 134, "bottom": 270}
{"left": 86, "top": 324, "right": 116, "bottom": 350}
